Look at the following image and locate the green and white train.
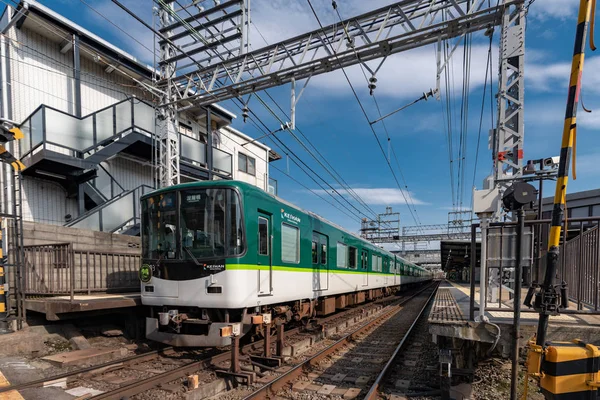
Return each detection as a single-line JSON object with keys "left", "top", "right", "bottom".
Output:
{"left": 139, "top": 181, "right": 432, "bottom": 347}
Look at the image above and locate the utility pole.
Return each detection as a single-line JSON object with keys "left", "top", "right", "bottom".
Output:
{"left": 158, "top": 1, "right": 180, "bottom": 188}
{"left": 493, "top": 2, "right": 526, "bottom": 195}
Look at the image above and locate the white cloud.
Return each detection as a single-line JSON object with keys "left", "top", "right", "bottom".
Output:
{"left": 249, "top": 0, "right": 499, "bottom": 100}
{"left": 313, "top": 188, "right": 429, "bottom": 206}
{"left": 527, "top": 56, "right": 600, "bottom": 95}
{"left": 528, "top": 0, "right": 579, "bottom": 20}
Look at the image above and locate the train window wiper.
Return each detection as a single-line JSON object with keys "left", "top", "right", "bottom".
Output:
{"left": 183, "top": 246, "right": 202, "bottom": 266}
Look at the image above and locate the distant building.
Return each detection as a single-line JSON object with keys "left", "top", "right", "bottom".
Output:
{"left": 542, "top": 188, "right": 600, "bottom": 220}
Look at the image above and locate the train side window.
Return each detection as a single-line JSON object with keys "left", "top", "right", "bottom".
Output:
{"left": 337, "top": 242, "right": 347, "bottom": 268}
{"left": 321, "top": 244, "right": 327, "bottom": 265}
{"left": 361, "top": 250, "right": 368, "bottom": 270}
{"left": 348, "top": 247, "right": 357, "bottom": 269}
{"left": 312, "top": 241, "right": 318, "bottom": 264}
{"left": 281, "top": 223, "right": 300, "bottom": 263}
{"left": 372, "top": 255, "right": 381, "bottom": 272}
{"left": 258, "top": 217, "right": 269, "bottom": 256}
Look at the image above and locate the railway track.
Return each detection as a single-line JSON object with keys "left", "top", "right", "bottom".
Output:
{"left": 0, "top": 285, "right": 431, "bottom": 399}
{"left": 220, "top": 282, "right": 439, "bottom": 400}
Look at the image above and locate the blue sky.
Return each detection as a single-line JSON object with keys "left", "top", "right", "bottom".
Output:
{"left": 24, "top": 0, "right": 600, "bottom": 234}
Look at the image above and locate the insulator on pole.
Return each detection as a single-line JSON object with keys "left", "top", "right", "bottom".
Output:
{"left": 368, "top": 76, "right": 377, "bottom": 95}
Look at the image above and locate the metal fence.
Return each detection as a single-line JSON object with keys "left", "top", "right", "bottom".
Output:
{"left": 469, "top": 216, "right": 600, "bottom": 319}
{"left": 23, "top": 243, "right": 140, "bottom": 300}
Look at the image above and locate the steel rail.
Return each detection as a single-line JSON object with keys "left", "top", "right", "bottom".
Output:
{"left": 362, "top": 285, "right": 438, "bottom": 400}
{"left": 0, "top": 284, "right": 430, "bottom": 398}
{"left": 0, "top": 346, "right": 177, "bottom": 393}
{"left": 92, "top": 286, "right": 428, "bottom": 400}
{"left": 242, "top": 282, "right": 438, "bottom": 400}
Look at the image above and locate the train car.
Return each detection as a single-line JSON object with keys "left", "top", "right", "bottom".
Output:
{"left": 139, "top": 180, "right": 432, "bottom": 347}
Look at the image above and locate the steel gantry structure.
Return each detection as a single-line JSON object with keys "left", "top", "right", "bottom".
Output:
{"left": 155, "top": 0, "right": 526, "bottom": 187}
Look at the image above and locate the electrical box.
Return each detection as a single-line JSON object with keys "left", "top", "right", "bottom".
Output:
{"left": 473, "top": 188, "right": 499, "bottom": 214}
{"left": 539, "top": 340, "right": 600, "bottom": 399}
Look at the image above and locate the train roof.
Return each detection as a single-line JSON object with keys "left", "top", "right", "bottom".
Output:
{"left": 143, "top": 181, "right": 427, "bottom": 271}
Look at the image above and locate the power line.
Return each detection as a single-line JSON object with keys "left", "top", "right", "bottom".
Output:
{"left": 246, "top": 22, "right": 383, "bottom": 222}
{"left": 330, "top": 3, "right": 426, "bottom": 227}
{"left": 218, "top": 125, "right": 363, "bottom": 222}
{"left": 0, "top": 0, "right": 159, "bottom": 95}
{"left": 154, "top": 0, "right": 383, "bottom": 222}
{"left": 306, "top": 0, "right": 422, "bottom": 228}
{"left": 472, "top": 31, "right": 494, "bottom": 191}
{"left": 0, "top": 39, "right": 153, "bottom": 102}
{"left": 78, "top": 0, "right": 156, "bottom": 57}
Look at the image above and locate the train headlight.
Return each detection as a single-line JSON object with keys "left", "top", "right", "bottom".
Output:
{"left": 139, "top": 264, "right": 152, "bottom": 283}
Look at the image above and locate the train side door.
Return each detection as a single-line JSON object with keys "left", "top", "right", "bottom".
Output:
{"left": 312, "top": 232, "right": 329, "bottom": 291}
{"left": 361, "top": 250, "right": 368, "bottom": 286}
{"left": 383, "top": 257, "right": 388, "bottom": 285}
{"left": 257, "top": 213, "right": 272, "bottom": 295}
{"left": 394, "top": 257, "right": 399, "bottom": 285}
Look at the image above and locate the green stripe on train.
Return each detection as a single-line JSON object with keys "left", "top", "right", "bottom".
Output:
{"left": 226, "top": 264, "right": 409, "bottom": 276}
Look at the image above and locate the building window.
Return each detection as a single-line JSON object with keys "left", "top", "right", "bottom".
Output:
{"left": 258, "top": 217, "right": 269, "bottom": 256}
{"left": 348, "top": 246, "right": 357, "bottom": 269}
{"left": 238, "top": 153, "right": 256, "bottom": 176}
{"left": 178, "top": 122, "right": 194, "bottom": 138}
{"left": 337, "top": 243, "right": 347, "bottom": 268}
{"left": 281, "top": 223, "right": 299, "bottom": 263}
{"left": 571, "top": 206, "right": 590, "bottom": 219}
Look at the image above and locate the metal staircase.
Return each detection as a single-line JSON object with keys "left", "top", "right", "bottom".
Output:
{"left": 17, "top": 98, "right": 159, "bottom": 235}
{"left": 66, "top": 184, "right": 153, "bottom": 234}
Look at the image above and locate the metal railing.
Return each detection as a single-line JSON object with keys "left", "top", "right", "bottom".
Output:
{"left": 19, "top": 97, "right": 155, "bottom": 159}
{"left": 67, "top": 185, "right": 153, "bottom": 233}
{"left": 22, "top": 243, "right": 140, "bottom": 300}
{"left": 468, "top": 216, "right": 600, "bottom": 319}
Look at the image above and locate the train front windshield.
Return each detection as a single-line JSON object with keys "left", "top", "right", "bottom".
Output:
{"left": 142, "top": 188, "right": 245, "bottom": 260}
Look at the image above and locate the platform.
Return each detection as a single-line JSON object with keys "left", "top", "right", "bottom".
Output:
{"left": 429, "top": 281, "right": 600, "bottom": 355}
{"left": 25, "top": 293, "right": 141, "bottom": 321}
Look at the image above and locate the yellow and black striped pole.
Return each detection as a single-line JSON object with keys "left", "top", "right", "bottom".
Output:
{"left": 536, "top": 0, "right": 593, "bottom": 346}
{"left": 0, "top": 218, "right": 8, "bottom": 334}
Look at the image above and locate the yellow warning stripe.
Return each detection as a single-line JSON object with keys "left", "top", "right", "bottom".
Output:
{"left": 0, "top": 370, "right": 24, "bottom": 400}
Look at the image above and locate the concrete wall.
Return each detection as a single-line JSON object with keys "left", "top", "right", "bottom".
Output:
{"left": 18, "top": 222, "right": 141, "bottom": 294}
{"left": 22, "top": 221, "right": 140, "bottom": 250}
{"left": 22, "top": 177, "right": 78, "bottom": 225}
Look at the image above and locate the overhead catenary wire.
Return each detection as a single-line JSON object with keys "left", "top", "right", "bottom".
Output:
{"left": 329, "top": 3, "right": 426, "bottom": 228}
{"left": 218, "top": 122, "right": 364, "bottom": 222}
{"left": 471, "top": 30, "right": 494, "bottom": 191}
{"left": 154, "top": 0, "right": 386, "bottom": 224}
{"left": 12, "top": 0, "right": 412, "bottom": 227}
{"left": 306, "top": 0, "right": 422, "bottom": 229}
{"left": 245, "top": 23, "right": 385, "bottom": 224}
{"left": 0, "top": 0, "right": 161, "bottom": 96}
{"left": 78, "top": 0, "right": 156, "bottom": 57}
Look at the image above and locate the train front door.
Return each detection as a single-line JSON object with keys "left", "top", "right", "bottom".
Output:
{"left": 257, "top": 212, "right": 272, "bottom": 295}
{"left": 312, "top": 232, "right": 328, "bottom": 291}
